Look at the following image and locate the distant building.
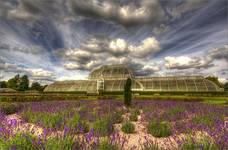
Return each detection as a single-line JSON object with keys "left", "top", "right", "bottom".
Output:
{"left": 44, "top": 64, "right": 222, "bottom": 93}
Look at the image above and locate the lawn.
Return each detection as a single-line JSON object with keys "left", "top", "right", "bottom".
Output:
{"left": 0, "top": 99, "right": 227, "bottom": 150}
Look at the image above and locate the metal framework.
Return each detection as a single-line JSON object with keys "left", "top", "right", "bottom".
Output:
{"left": 44, "top": 65, "right": 222, "bottom": 93}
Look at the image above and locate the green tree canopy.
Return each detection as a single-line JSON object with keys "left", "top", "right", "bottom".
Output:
{"left": 7, "top": 74, "right": 20, "bottom": 90}
{"left": 18, "top": 75, "right": 29, "bottom": 91}
{"left": 0, "top": 81, "right": 7, "bottom": 88}
{"left": 31, "top": 82, "right": 43, "bottom": 91}
{"left": 6, "top": 74, "right": 29, "bottom": 91}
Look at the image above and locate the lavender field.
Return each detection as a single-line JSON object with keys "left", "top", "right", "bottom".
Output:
{"left": 0, "top": 100, "right": 227, "bottom": 150}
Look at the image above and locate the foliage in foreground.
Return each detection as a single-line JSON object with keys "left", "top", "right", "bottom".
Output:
{"left": 0, "top": 100, "right": 227, "bottom": 149}
{"left": 121, "top": 121, "right": 135, "bottom": 134}
{"left": 147, "top": 120, "right": 172, "bottom": 137}
{"left": 180, "top": 136, "right": 219, "bottom": 150}
{"left": 93, "top": 117, "right": 114, "bottom": 136}
{"left": 96, "top": 140, "right": 120, "bottom": 150}
{"left": 0, "top": 133, "right": 39, "bottom": 150}
{"left": 0, "top": 103, "right": 21, "bottom": 115}
{"left": 0, "top": 131, "right": 122, "bottom": 150}
{"left": 129, "top": 109, "right": 140, "bottom": 122}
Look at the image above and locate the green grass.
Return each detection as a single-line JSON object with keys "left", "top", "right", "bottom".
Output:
{"left": 203, "top": 97, "right": 228, "bottom": 105}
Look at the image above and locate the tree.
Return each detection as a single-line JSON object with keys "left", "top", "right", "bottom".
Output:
{"left": 0, "top": 81, "right": 7, "bottom": 88}
{"left": 7, "top": 74, "right": 29, "bottom": 91}
{"left": 31, "top": 82, "right": 42, "bottom": 91}
{"left": 7, "top": 74, "right": 20, "bottom": 90}
{"left": 18, "top": 75, "right": 29, "bottom": 91}
{"left": 224, "top": 82, "right": 228, "bottom": 91}
{"left": 124, "top": 78, "right": 132, "bottom": 106}
{"left": 205, "top": 76, "right": 222, "bottom": 88}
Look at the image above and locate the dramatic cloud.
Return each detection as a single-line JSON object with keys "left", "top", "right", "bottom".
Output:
{"left": 23, "top": 68, "right": 54, "bottom": 78}
{"left": 63, "top": 35, "right": 161, "bottom": 76}
{"left": 109, "top": 39, "right": 128, "bottom": 55}
{"left": 164, "top": 56, "right": 204, "bottom": 69}
{"left": 0, "top": 0, "right": 227, "bottom": 82}
{"left": 7, "top": 0, "right": 65, "bottom": 20}
{"left": 68, "top": 36, "right": 160, "bottom": 58}
{"left": 69, "top": 0, "right": 165, "bottom": 26}
{"left": 164, "top": 46, "right": 228, "bottom": 70}
{"left": 128, "top": 37, "right": 160, "bottom": 58}
{"left": 65, "top": 49, "right": 92, "bottom": 62}
{"left": 0, "top": 57, "right": 55, "bottom": 82}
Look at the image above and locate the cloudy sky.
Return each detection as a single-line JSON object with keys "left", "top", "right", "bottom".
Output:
{"left": 0, "top": 0, "right": 227, "bottom": 84}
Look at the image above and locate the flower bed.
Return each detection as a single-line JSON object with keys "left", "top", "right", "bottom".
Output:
{"left": 0, "top": 100, "right": 227, "bottom": 149}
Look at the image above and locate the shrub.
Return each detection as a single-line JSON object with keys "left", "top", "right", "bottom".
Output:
{"left": 96, "top": 140, "right": 119, "bottom": 150}
{"left": 40, "top": 113, "right": 63, "bottom": 129}
{"left": 45, "top": 135, "right": 80, "bottom": 150}
{"left": 130, "top": 109, "right": 140, "bottom": 122}
{"left": 93, "top": 117, "right": 113, "bottom": 136}
{"left": 124, "top": 78, "right": 132, "bottom": 106}
{"left": 66, "top": 113, "right": 80, "bottom": 128}
{"left": 192, "top": 115, "right": 214, "bottom": 127}
{"left": 0, "top": 103, "right": 21, "bottom": 115}
{"left": 180, "top": 136, "right": 219, "bottom": 150}
{"left": 0, "top": 133, "right": 38, "bottom": 150}
{"left": 21, "top": 111, "right": 63, "bottom": 129}
{"left": 78, "top": 120, "right": 90, "bottom": 133}
{"left": 112, "top": 111, "right": 123, "bottom": 124}
{"left": 147, "top": 120, "right": 172, "bottom": 137}
{"left": 121, "top": 121, "right": 135, "bottom": 134}
{"left": 167, "top": 107, "right": 185, "bottom": 116}
{"left": 66, "top": 113, "right": 89, "bottom": 133}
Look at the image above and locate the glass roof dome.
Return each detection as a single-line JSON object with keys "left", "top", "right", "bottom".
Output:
{"left": 88, "top": 64, "right": 134, "bottom": 79}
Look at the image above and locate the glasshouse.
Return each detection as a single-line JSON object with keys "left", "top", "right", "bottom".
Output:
{"left": 44, "top": 64, "right": 222, "bottom": 93}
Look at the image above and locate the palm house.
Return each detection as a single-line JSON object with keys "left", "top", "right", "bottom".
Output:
{"left": 44, "top": 64, "right": 222, "bottom": 93}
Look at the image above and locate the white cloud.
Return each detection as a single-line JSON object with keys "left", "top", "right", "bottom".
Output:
{"left": 23, "top": 68, "right": 54, "bottom": 77}
{"left": 164, "top": 56, "right": 201, "bottom": 69}
{"left": 65, "top": 49, "right": 92, "bottom": 61}
{"left": 142, "top": 64, "right": 160, "bottom": 72}
{"left": 109, "top": 38, "right": 128, "bottom": 55}
{"left": 129, "top": 37, "right": 160, "bottom": 58}
{"left": 164, "top": 46, "right": 228, "bottom": 70}
{"left": 62, "top": 35, "right": 162, "bottom": 76}
{"left": 64, "top": 62, "right": 80, "bottom": 70}
{"left": 218, "top": 77, "right": 227, "bottom": 84}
